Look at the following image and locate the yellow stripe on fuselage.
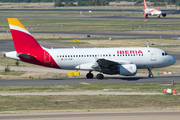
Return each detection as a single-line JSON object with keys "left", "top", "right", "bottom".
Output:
{"left": 7, "top": 18, "right": 27, "bottom": 30}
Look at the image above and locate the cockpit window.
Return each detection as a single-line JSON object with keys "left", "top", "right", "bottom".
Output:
{"left": 162, "top": 52, "right": 168, "bottom": 56}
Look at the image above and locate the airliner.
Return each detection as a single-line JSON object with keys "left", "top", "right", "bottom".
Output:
{"left": 4, "top": 18, "right": 175, "bottom": 79}
{"left": 143, "top": 0, "right": 166, "bottom": 18}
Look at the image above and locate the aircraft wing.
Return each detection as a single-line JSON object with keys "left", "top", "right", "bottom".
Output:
{"left": 96, "top": 58, "right": 119, "bottom": 68}
{"left": 96, "top": 58, "right": 132, "bottom": 68}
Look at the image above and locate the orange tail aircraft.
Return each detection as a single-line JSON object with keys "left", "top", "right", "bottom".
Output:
{"left": 143, "top": 0, "right": 166, "bottom": 18}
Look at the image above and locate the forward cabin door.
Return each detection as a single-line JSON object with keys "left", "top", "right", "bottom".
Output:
{"left": 150, "top": 50, "right": 156, "bottom": 61}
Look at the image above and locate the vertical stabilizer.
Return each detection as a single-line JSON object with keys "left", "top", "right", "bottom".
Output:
{"left": 144, "top": 0, "right": 147, "bottom": 9}
{"left": 8, "top": 18, "right": 42, "bottom": 53}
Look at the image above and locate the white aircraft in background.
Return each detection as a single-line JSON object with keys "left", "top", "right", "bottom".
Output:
{"left": 4, "top": 18, "right": 175, "bottom": 79}
{"left": 143, "top": 0, "right": 166, "bottom": 18}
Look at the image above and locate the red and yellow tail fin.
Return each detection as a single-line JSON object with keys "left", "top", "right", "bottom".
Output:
{"left": 8, "top": 18, "right": 42, "bottom": 53}
{"left": 144, "top": 0, "right": 147, "bottom": 9}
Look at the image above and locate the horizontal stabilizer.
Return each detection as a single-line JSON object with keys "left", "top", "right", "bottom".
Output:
{"left": 17, "top": 53, "right": 34, "bottom": 59}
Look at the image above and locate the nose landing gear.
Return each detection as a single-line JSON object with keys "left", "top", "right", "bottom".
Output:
{"left": 148, "top": 68, "right": 154, "bottom": 78}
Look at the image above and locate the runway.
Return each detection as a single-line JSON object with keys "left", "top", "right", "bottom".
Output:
{"left": 0, "top": 8, "right": 178, "bottom": 13}
{"left": 0, "top": 76, "right": 179, "bottom": 86}
{"left": 1, "top": 15, "right": 180, "bottom": 20}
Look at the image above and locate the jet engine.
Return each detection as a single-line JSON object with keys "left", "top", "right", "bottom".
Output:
{"left": 144, "top": 14, "right": 148, "bottom": 18}
{"left": 118, "top": 64, "right": 137, "bottom": 76}
{"left": 162, "top": 13, "right": 166, "bottom": 17}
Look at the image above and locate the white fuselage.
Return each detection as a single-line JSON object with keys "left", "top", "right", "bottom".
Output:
{"left": 44, "top": 47, "right": 175, "bottom": 70}
{"left": 145, "top": 8, "right": 162, "bottom": 16}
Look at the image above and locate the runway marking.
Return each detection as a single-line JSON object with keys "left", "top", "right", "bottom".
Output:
{"left": 80, "top": 82, "right": 91, "bottom": 85}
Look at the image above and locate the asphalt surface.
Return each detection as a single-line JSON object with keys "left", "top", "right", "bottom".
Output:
{"left": 0, "top": 110, "right": 180, "bottom": 120}
{"left": 1, "top": 15, "right": 180, "bottom": 20}
{"left": 0, "top": 76, "right": 179, "bottom": 86}
{"left": 0, "top": 8, "right": 178, "bottom": 13}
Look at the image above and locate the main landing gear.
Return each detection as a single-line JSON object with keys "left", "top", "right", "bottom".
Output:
{"left": 148, "top": 68, "right": 153, "bottom": 78}
{"left": 86, "top": 71, "right": 104, "bottom": 79}
{"left": 96, "top": 73, "right": 104, "bottom": 79}
{"left": 86, "top": 71, "right": 93, "bottom": 79}
{"left": 158, "top": 15, "right": 160, "bottom": 18}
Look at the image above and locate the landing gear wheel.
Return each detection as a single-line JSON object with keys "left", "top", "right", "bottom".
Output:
{"left": 86, "top": 73, "right": 93, "bottom": 79}
{"left": 148, "top": 68, "right": 153, "bottom": 78}
{"left": 96, "top": 74, "right": 104, "bottom": 80}
{"left": 158, "top": 15, "right": 160, "bottom": 18}
{"left": 148, "top": 74, "right": 153, "bottom": 78}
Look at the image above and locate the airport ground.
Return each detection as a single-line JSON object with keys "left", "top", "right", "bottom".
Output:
{"left": 0, "top": 7, "right": 180, "bottom": 119}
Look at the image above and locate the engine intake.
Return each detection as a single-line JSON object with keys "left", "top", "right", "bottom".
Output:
{"left": 118, "top": 64, "right": 137, "bottom": 76}
{"left": 162, "top": 13, "right": 166, "bottom": 17}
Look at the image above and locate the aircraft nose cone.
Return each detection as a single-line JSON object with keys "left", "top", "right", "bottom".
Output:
{"left": 169, "top": 56, "right": 176, "bottom": 65}
{"left": 172, "top": 56, "right": 176, "bottom": 64}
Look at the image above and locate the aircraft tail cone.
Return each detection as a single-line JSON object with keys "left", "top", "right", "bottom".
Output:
{"left": 173, "top": 89, "right": 177, "bottom": 95}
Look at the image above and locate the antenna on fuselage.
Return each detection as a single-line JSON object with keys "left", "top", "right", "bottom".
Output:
{"left": 146, "top": 40, "right": 149, "bottom": 47}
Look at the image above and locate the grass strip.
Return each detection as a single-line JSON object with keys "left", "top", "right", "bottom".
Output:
{"left": 46, "top": 40, "right": 87, "bottom": 45}
{"left": 0, "top": 83, "right": 179, "bottom": 93}
{"left": 0, "top": 95, "right": 180, "bottom": 112}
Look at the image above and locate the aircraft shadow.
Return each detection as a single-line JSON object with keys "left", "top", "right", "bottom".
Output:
{"left": 105, "top": 77, "right": 145, "bottom": 81}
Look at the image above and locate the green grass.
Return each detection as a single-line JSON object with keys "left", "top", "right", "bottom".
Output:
{"left": 0, "top": 70, "right": 25, "bottom": 76}
{"left": 0, "top": 83, "right": 179, "bottom": 93}
{"left": 0, "top": 55, "right": 40, "bottom": 67}
{"left": 1, "top": 18, "right": 180, "bottom": 29}
{"left": 46, "top": 40, "right": 88, "bottom": 45}
{"left": 0, "top": 16, "right": 180, "bottom": 33}
{"left": 0, "top": 95, "right": 180, "bottom": 112}
{"left": 0, "top": 12, "right": 142, "bottom": 17}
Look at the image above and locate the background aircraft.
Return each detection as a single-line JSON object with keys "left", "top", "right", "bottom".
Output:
{"left": 4, "top": 18, "right": 176, "bottom": 79}
{"left": 143, "top": 0, "right": 166, "bottom": 18}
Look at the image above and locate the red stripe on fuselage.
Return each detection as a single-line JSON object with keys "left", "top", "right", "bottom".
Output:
{"left": 11, "top": 29, "right": 60, "bottom": 69}
{"left": 149, "top": 8, "right": 161, "bottom": 13}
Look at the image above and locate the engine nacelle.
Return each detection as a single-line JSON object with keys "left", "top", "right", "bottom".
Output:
{"left": 75, "top": 63, "right": 94, "bottom": 70}
{"left": 144, "top": 14, "right": 148, "bottom": 18}
{"left": 118, "top": 64, "right": 137, "bottom": 76}
{"left": 162, "top": 13, "right": 166, "bottom": 17}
